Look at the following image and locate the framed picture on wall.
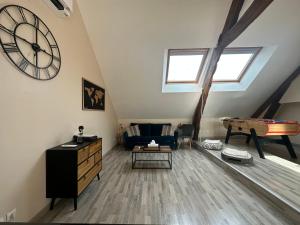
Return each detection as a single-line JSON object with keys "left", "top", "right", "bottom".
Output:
{"left": 82, "top": 78, "right": 105, "bottom": 110}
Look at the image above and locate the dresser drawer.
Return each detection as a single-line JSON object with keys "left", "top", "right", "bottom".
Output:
{"left": 78, "top": 146, "right": 89, "bottom": 164}
{"left": 89, "top": 140, "right": 101, "bottom": 155}
{"left": 78, "top": 155, "right": 95, "bottom": 180}
{"left": 94, "top": 151, "right": 102, "bottom": 163}
{"left": 77, "top": 162, "right": 101, "bottom": 195}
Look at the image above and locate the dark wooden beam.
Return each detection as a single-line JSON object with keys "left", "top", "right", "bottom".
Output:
{"left": 252, "top": 66, "right": 300, "bottom": 118}
{"left": 219, "top": 0, "right": 273, "bottom": 48}
{"left": 192, "top": 0, "right": 273, "bottom": 140}
{"left": 193, "top": 0, "right": 245, "bottom": 139}
{"left": 218, "top": 0, "right": 245, "bottom": 44}
{"left": 263, "top": 102, "right": 281, "bottom": 119}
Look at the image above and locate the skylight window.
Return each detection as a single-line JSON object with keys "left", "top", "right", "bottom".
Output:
{"left": 166, "top": 49, "right": 208, "bottom": 83}
{"left": 213, "top": 47, "right": 261, "bottom": 82}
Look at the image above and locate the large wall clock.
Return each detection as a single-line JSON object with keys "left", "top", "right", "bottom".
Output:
{"left": 0, "top": 5, "right": 61, "bottom": 80}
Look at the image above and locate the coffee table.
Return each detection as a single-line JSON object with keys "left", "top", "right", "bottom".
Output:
{"left": 132, "top": 145, "right": 172, "bottom": 169}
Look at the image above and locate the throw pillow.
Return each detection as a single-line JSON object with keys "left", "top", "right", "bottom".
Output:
{"left": 126, "top": 126, "right": 134, "bottom": 137}
{"left": 132, "top": 125, "right": 140, "bottom": 136}
{"left": 126, "top": 125, "right": 141, "bottom": 137}
{"left": 161, "top": 125, "right": 173, "bottom": 136}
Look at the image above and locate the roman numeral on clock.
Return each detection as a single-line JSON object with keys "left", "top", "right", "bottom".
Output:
{"left": 45, "top": 30, "right": 50, "bottom": 36}
{"left": 18, "top": 6, "right": 27, "bottom": 22}
{"left": 35, "top": 67, "right": 40, "bottom": 79}
{"left": 33, "top": 15, "right": 39, "bottom": 28}
{"left": 2, "top": 43, "right": 19, "bottom": 53}
{"left": 52, "top": 55, "right": 60, "bottom": 62}
{"left": 45, "top": 68, "right": 51, "bottom": 78}
{"left": 51, "top": 64, "right": 58, "bottom": 72}
{"left": 19, "top": 58, "right": 29, "bottom": 71}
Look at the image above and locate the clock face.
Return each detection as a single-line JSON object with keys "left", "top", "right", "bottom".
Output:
{"left": 0, "top": 5, "right": 61, "bottom": 80}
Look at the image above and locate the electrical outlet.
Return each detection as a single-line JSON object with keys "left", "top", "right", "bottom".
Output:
{"left": 0, "top": 215, "right": 5, "bottom": 222}
{"left": 6, "top": 208, "right": 16, "bottom": 222}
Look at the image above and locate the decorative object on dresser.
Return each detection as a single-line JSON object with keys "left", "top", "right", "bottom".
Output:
{"left": 82, "top": 78, "right": 105, "bottom": 111}
{"left": 76, "top": 125, "right": 84, "bottom": 143}
{"left": 46, "top": 138, "right": 102, "bottom": 210}
{"left": 0, "top": 5, "right": 61, "bottom": 80}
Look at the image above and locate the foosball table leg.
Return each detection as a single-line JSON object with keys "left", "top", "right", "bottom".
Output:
{"left": 225, "top": 125, "right": 232, "bottom": 144}
{"left": 246, "top": 135, "right": 251, "bottom": 144}
{"left": 250, "top": 128, "right": 265, "bottom": 159}
{"left": 281, "top": 135, "right": 297, "bottom": 159}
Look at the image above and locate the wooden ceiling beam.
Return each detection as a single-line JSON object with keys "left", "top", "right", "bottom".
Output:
{"left": 192, "top": 0, "right": 273, "bottom": 140}
{"left": 219, "top": 0, "right": 273, "bottom": 48}
{"left": 251, "top": 66, "right": 300, "bottom": 118}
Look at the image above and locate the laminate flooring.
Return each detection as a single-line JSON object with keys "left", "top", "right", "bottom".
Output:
{"left": 196, "top": 139, "right": 300, "bottom": 218}
{"left": 38, "top": 146, "right": 294, "bottom": 225}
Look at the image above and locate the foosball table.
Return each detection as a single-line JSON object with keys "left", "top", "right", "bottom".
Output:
{"left": 223, "top": 118, "right": 299, "bottom": 159}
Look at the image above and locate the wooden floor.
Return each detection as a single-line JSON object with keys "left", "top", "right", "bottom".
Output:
{"left": 195, "top": 138, "right": 300, "bottom": 223}
{"left": 38, "top": 146, "right": 295, "bottom": 225}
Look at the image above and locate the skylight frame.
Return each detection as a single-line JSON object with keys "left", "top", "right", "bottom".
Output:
{"left": 212, "top": 47, "right": 262, "bottom": 83}
{"left": 165, "top": 48, "right": 209, "bottom": 84}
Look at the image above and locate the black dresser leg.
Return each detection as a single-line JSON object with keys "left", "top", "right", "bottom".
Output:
{"left": 74, "top": 198, "right": 77, "bottom": 210}
{"left": 50, "top": 198, "right": 56, "bottom": 210}
{"left": 97, "top": 173, "right": 100, "bottom": 180}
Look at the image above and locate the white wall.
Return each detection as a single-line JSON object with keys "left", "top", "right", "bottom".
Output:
{"left": 280, "top": 75, "right": 300, "bottom": 104}
{"left": 0, "top": 0, "right": 118, "bottom": 221}
{"left": 276, "top": 103, "right": 300, "bottom": 145}
{"left": 275, "top": 70, "right": 300, "bottom": 144}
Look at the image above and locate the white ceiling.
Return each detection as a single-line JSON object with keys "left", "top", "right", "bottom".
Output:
{"left": 77, "top": 0, "right": 300, "bottom": 119}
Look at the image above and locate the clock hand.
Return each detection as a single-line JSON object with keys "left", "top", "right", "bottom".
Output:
{"left": 38, "top": 46, "right": 60, "bottom": 62}
{"left": 2, "top": 28, "right": 37, "bottom": 48}
{"left": 39, "top": 48, "right": 51, "bottom": 56}
{"left": 14, "top": 34, "right": 33, "bottom": 46}
{"left": 35, "top": 23, "right": 38, "bottom": 67}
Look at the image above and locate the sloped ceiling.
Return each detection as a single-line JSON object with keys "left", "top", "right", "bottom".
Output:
{"left": 78, "top": 0, "right": 300, "bottom": 119}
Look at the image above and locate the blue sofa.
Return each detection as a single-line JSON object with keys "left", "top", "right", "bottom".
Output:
{"left": 123, "top": 123, "right": 178, "bottom": 150}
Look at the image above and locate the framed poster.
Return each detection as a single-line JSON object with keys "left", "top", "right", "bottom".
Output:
{"left": 82, "top": 78, "right": 105, "bottom": 110}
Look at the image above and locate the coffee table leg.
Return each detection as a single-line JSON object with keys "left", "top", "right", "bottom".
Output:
{"left": 169, "top": 152, "right": 172, "bottom": 169}
{"left": 132, "top": 152, "right": 134, "bottom": 169}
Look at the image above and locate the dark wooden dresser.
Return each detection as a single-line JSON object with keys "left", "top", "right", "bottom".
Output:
{"left": 46, "top": 138, "right": 102, "bottom": 210}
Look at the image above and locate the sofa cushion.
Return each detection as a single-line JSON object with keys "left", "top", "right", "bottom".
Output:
{"left": 150, "top": 124, "right": 162, "bottom": 136}
{"left": 151, "top": 123, "right": 172, "bottom": 136}
{"left": 126, "top": 127, "right": 134, "bottom": 137}
{"left": 131, "top": 123, "right": 151, "bottom": 136}
{"left": 128, "top": 136, "right": 152, "bottom": 142}
{"left": 132, "top": 125, "right": 140, "bottom": 136}
{"left": 126, "top": 125, "right": 140, "bottom": 137}
{"left": 161, "top": 125, "right": 174, "bottom": 136}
